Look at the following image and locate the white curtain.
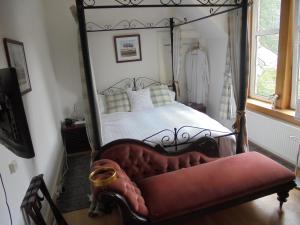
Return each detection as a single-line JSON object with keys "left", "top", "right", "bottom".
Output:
{"left": 185, "top": 48, "right": 209, "bottom": 105}
{"left": 173, "top": 27, "right": 182, "bottom": 96}
{"left": 220, "top": 46, "right": 234, "bottom": 120}
{"left": 228, "top": 9, "right": 249, "bottom": 152}
{"left": 70, "top": 6, "right": 102, "bottom": 152}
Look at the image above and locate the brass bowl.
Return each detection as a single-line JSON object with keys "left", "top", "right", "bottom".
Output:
{"left": 89, "top": 167, "right": 117, "bottom": 187}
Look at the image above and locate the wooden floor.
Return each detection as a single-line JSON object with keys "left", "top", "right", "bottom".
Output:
{"left": 64, "top": 189, "right": 300, "bottom": 225}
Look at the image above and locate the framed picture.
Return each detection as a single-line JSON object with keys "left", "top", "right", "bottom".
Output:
{"left": 3, "top": 38, "right": 32, "bottom": 95}
{"left": 114, "top": 34, "right": 142, "bottom": 63}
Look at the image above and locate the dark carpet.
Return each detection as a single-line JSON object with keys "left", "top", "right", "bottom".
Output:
{"left": 56, "top": 152, "right": 91, "bottom": 213}
{"left": 56, "top": 143, "right": 294, "bottom": 213}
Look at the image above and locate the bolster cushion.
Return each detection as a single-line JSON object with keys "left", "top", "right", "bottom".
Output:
{"left": 100, "top": 142, "right": 216, "bottom": 181}
{"left": 91, "top": 159, "right": 149, "bottom": 217}
{"left": 137, "top": 152, "right": 295, "bottom": 221}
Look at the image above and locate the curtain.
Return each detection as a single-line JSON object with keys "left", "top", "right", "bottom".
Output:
{"left": 70, "top": 6, "right": 102, "bottom": 153}
{"left": 173, "top": 27, "right": 182, "bottom": 96}
{"left": 185, "top": 49, "right": 209, "bottom": 105}
{"left": 228, "top": 9, "right": 249, "bottom": 152}
{"left": 220, "top": 46, "right": 234, "bottom": 120}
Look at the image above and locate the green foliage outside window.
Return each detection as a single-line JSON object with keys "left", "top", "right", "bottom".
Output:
{"left": 259, "top": 0, "right": 281, "bottom": 54}
{"left": 257, "top": 68, "right": 276, "bottom": 97}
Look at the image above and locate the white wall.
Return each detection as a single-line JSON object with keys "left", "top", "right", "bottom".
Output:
{"left": 43, "top": 0, "right": 83, "bottom": 118}
{"left": 0, "top": 1, "right": 64, "bottom": 224}
{"left": 89, "top": 30, "right": 161, "bottom": 91}
{"left": 86, "top": 8, "right": 172, "bottom": 92}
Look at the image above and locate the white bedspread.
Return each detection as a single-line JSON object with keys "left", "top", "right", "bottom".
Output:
{"left": 100, "top": 102, "right": 236, "bottom": 156}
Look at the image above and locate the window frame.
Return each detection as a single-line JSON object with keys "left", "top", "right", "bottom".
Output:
{"left": 248, "top": 0, "right": 295, "bottom": 111}
{"left": 249, "top": 0, "right": 281, "bottom": 102}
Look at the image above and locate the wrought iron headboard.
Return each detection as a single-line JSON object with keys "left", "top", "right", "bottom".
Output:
{"left": 98, "top": 77, "right": 168, "bottom": 95}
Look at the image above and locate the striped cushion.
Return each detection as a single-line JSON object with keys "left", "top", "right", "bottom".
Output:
{"left": 150, "top": 85, "right": 172, "bottom": 107}
{"left": 105, "top": 92, "right": 130, "bottom": 113}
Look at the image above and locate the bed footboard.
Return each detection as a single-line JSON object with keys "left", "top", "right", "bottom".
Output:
{"left": 142, "top": 126, "right": 236, "bottom": 156}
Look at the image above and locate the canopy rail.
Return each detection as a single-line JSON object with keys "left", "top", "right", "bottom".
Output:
{"left": 86, "top": 17, "right": 185, "bottom": 32}
{"left": 85, "top": 1, "right": 242, "bottom": 32}
{"left": 83, "top": 0, "right": 242, "bottom": 8}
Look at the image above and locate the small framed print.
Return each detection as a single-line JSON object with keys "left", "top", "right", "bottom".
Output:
{"left": 114, "top": 34, "right": 142, "bottom": 63}
{"left": 3, "top": 38, "right": 32, "bottom": 95}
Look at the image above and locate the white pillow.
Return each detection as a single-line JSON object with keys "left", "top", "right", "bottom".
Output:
{"left": 169, "top": 90, "right": 176, "bottom": 102}
{"left": 127, "top": 89, "right": 154, "bottom": 112}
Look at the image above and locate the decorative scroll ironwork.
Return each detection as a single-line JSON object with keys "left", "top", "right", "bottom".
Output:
{"left": 98, "top": 78, "right": 135, "bottom": 95}
{"left": 135, "top": 77, "right": 162, "bottom": 89}
{"left": 143, "top": 126, "right": 236, "bottom": 151}
{"left": 84, "top": 0, "right": 243, "bottom": 32}
{"left": 83, "top": 0, "right": 242, "bottom": 7}
{"left": 87, "top": 18, "right": 185, "bottom": 32}
{"left": 98, "top": 77, "right": 163, "bottom": 95}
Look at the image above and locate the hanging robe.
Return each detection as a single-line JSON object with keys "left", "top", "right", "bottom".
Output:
{"left": 185, "top": 49, "right": 209, "bottom": 106}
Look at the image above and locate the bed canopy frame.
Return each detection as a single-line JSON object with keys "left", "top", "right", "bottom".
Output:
{"left": 75, "top": 0, "right": 249, "bottom": 154}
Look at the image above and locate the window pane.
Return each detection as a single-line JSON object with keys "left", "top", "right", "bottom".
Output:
{"left": 258, "top": 0, "right": 281, "bottom": 32}
{"left": 255, "top": 34, "right": 279, "bottom": 98}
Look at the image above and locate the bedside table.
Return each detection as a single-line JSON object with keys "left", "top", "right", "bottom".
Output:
{"left": 187, "top": 102, "right": 206, "bottom": 113}
{"left": 61, "top": 121, "right": 90, "bottom": 154}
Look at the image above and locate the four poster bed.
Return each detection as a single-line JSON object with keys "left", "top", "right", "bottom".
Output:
{"left": 72, "top": 0, "right": 271, "bottom": 223}
{"left": 75, "top": 0, "right": 249, "bottom": 156}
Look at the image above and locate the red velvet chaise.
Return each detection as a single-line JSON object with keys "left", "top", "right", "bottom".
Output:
{"left": 90, "top": 139, "right": 296, "bottom": 225}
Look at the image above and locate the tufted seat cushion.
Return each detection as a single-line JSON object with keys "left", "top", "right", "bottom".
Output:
{"left": 91, "top": 159, "right": 149, "bottom": 217}
{"left": 137, "top": 152, "right": 295, "bottom": 221}
{"left": 100, "top": 143, "right": 216, "bottom": 182}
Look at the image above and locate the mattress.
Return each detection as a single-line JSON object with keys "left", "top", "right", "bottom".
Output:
{"left": 100, "top": 102, "right": 236, "bottom": 156}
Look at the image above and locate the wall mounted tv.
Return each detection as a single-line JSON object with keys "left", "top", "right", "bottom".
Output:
{"left": 0, "top": 68, "right": 34, "bottom": 158}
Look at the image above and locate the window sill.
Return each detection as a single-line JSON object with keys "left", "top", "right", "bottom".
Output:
{"left": 246, "top": 98, "right": 300, "bottom": 127}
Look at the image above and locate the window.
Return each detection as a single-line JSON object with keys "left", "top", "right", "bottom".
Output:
{"left": 250, "top": 0, "right": 281, "bottom": 101}
{"left": 291, "top": 0, "right": 300, "bottom": 109}
{"left": 249, "top": 0, "right": 295, "bottom": 109}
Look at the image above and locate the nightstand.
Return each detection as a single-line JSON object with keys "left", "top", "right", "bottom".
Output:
{"left": 187, "top": 102, "right": 206, "bottom": 113}
{"left": 61, "top": 121, "right": 90, "bottom": 154}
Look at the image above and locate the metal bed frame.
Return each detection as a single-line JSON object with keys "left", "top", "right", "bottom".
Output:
{"left": 98, "top": 77, "right": 236, "bottom": 153}
{"left": 75, "top": 0, "right": 249, "bottom": 154}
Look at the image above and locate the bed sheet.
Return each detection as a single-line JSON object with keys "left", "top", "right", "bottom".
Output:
{"left": 100, "top": 102, "right": 236, "bottom": 156}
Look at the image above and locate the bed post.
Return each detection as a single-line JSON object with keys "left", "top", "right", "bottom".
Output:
{"left": 75, "top": 0, "right": 101, "bottom": 150}
{"left": 170, "top": 18, "right": 177, "bottom": 100}
{"left": 236, "top": 0, "right": 249, "bottom": 154}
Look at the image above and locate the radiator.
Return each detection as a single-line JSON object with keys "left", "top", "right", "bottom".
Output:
{"left": 247, "top": 110, "right": 300, "bottom": 164}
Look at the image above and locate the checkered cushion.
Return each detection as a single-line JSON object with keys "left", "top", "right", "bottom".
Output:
{"left": 105, "top": 92, "right": 130, "bottom": 113}
{"left": 150, "top": 85, "right": 173, "bottom": 107}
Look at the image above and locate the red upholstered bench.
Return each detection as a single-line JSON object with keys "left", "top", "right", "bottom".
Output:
{"left": 90, "top": 140, "right": 295, "bottom": 225}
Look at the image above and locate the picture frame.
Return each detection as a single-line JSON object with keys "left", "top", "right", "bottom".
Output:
{"left": 114, "top": 34, "right": 142, "bottom": 63}
{"left": 3, "top": 38, "right": 32, "bottom": 95}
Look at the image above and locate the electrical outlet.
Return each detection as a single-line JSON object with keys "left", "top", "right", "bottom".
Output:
{"left": 8, "top": 160, "right": 18, "bottom": 174}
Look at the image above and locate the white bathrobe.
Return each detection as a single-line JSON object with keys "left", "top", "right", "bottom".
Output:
{"left": 185, "top": 49, "right": 209, "bottom": 106}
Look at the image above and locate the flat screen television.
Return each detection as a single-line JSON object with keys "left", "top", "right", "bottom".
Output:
{"left": 0, "top": 68, "right": 34, "bottom": 158}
